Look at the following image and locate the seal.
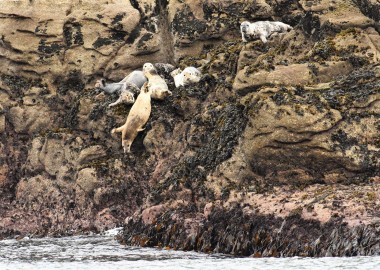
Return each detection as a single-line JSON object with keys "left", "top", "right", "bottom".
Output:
{"left": 95, "top": 79, "right": 135, "bottom": 107}
{"left": 95, "top": 79, "right": 125, "bottom": 94}
{"left": 170, "top": 67, "right": 202, "bottom": 88}
{"left": 95, "top": 70, "right": 148, "bottom": 107}
{"left": 240, "top": 21, "right": 293, "bottom": 43}
{"left": 108, "top": 85, "right": 137, "bottom": 107}
{"left": 119, "top": 70, "right": 147, "bottom": 94}
{"left": 142, "top": 63, "right": 156, "bottom": 74}
{"left": 143, "top": 63, "right": 172, "bottom": 100}
{"left": 142, "top": 62, "right": 175, "bottom": 79}
{"left": 182, "top": 67, "right": 202, "bottom": 86}
{"left": 111, "top": 82, "right": 152, "bottom": 153}
{"left": 170, "top": 68, "right": 183, "bottom": 88}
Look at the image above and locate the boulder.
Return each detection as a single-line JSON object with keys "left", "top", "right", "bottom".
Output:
{"left": 223, "top": 67, "right": 380, "bottom": 185}
{"left": 76, "top": 168, "right": 99, "bottom": 195}
{"left": 0, "top": 0, "right": 145, "bottom": 80}
{"left": 76, "top": 145, "right": 107, "bottom": 166}
{"left": 16, "top": 175, "right": 58, "bottom": 202}
{"left": 8, "top": 106, "right": 54, "bottom": 134}
{"left": 142, "top": 204, "right": 166, "bottom": 225}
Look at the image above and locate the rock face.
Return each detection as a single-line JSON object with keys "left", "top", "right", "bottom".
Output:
{"left": 0, "top": 0, "right": 380, "bottom": 256}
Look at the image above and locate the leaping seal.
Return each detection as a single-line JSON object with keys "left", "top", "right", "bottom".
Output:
{"left": 240, "top": 21, "right": 293, "bottom": 43}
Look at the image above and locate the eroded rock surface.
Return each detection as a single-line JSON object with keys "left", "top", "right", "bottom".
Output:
{"left": 0, "top": 0, "right": 379, "bottom": 257}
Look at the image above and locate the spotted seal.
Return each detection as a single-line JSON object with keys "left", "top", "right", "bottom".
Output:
{"left": 170, "top": 66, "right": 202, "bottom": 88}
{"left": 240, "top": 21, "right": 293, "bottom": 43}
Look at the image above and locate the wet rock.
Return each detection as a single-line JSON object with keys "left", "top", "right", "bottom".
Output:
{"left": 122, "top": 207, "right": 380, "bottom": 256}
{"left": 94, "top": 208, "right": 118, "bottom": 232}
{"left": 142, "top": 204, "right": 166, "bottom": 225}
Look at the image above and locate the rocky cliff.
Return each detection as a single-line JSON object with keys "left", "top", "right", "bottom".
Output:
{"left": 0, "top": 0, "right": 379, "bottom": 257}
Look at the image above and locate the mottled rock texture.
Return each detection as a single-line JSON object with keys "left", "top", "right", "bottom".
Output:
{"left": 0, "top": 0, "right": 379, "bottom": 257}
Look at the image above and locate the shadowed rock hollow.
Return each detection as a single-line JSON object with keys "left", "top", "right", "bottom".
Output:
{"left": 0, "top": 0, "right": 379, "bottom": 256}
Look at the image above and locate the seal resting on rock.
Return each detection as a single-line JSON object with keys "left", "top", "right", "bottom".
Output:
{"left": 143, "top": 63, "right": 172, "bottom": 100}
{"left": 170, "top": 68, "right": 183, "bottom": 87}
{"left": 95, "top": 79, "right": 126, "bottom": 94}
{"left": 95, "top": 70, "right": 148, "bottom": 107}
{"left": 119, "top": 70, "right": 148, "bottom": 94}
{"left": 111, "top": 82, "right": 152, "bottom": 153}
{"left": 142, "top": 63, "right": 156, "bottom": 74}
{"left": 95, "top": 79, "right": 135, "bottom": 107}
{"left": 108, "top": 87, "right": 136, "bottom": 107}
{"left": 182, "top": 67, "right": 202, "bottom": 86}
{"left": 240, "top": 21, "right": 293, "bottom": 43}
{"left": 171, "top": 67, "right": 202, "bottom": 88}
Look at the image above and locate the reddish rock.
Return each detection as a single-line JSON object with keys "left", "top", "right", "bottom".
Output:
{"left": 142, "top": 205, "right": 166, "bottom": 225}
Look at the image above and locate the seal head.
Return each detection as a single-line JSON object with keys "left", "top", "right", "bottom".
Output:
{"left": 95, "top": 79, "right": 106, "bottom": 88}
{"left": 143, "top": 63, "right": 157, "bottom": 75}
{"left": 240, "top": 21, "right": 251, "bottom": 42}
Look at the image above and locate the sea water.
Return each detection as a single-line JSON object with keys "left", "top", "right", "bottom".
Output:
{"left": 0, "top": 228, "right": 379, "bottom": 270}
